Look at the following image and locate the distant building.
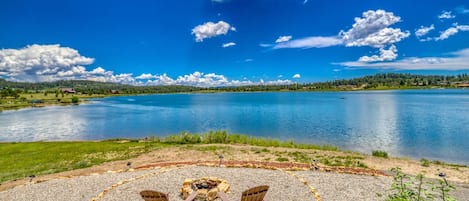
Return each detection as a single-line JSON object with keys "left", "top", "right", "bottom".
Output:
{"left": 62, "top": 88, "right": 76, "bottom": 93}
{"left": 110, "top": 90, "right": 119, "bottom": 94}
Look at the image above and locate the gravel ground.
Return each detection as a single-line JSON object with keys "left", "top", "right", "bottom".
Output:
{"left": 1, "top": 166, "right": 468, "bottom": 201}
{"left": 0, "top": 169, "right": 156, "bottom": 201}
{"left": 295, "top": 170, "right": 391, "bottom": 200}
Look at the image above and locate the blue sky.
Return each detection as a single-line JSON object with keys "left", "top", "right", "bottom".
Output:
{"left": 1, "top": 0, "right": 469, "bottom": 86}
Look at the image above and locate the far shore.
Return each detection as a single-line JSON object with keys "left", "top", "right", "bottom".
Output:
{"left": 1, "top": 87, "right": 467, "bottom": 112}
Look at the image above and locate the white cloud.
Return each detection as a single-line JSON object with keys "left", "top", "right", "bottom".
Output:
{"left": 222, "top": 42, "right": 236, "bottom": 48}
{"left": 192, "top": 21, "right": 235, "bottom": 42}
{"left": 459, "top": 25, "right": 469, "bottom": 31}
{"left": 269, "top": 9, "right": 409, "bottom": 63}
{"left": 148, "top": 71, "right": 292, "bottom": 87}
{"left": 293, "top": 73, "right": 301, "bottom": 78}
{"left": 275, "top": 35, "right": 292, "bottom": 43}
{"left": 436, "top": 27, "right": 459, "bottom": 40}
{"left": 438, "top": 11, "right": 456, "bottom": 19}
{"left": 274, "top": 36, "right": 342, "bottom": 49}
{"left": 339, "top": 48, "right": 469, "bottom": 70}
{"left": 259, "top": 43, "right": 273, "bottom": 47}
{"left": 136, "top": 73, "right": 158, "bottom": 80}
{"left": 141, "top": 72, "right": 293, "bottom": 87}
{"left": 358, "top": 45, "right": 398, "bottom": 62}
{"left": 244, "top": 59, "right": 253, "bottom": 62}
{"left": 339, "top": 10, "right": 410, "bottom": 48}
{"left": 0, "top": 44, "right": 295, "bottom": 87}
{"left": 0, "top": 44, "right": 95, "bottom": 82}
{"left": 434, "top": 24, "right": 469, "bottom": 41}
{"left": 415, "top": 24, "right": 435, "bottom": 37}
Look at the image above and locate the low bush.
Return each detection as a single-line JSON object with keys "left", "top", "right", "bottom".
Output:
{"left": 372, "top": 150, "right": 389, "bottom": 158}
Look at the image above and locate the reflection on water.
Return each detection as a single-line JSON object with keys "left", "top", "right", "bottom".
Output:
{"left": 0, "top": 90, "right": 468, "bottom": 164}
{"left": 0, "top": 106, "right": 87, "bottom": 141}
{"left": 343, "top": 93, "right": 399, "bottom": 155}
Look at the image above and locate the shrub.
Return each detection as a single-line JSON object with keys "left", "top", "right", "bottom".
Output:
{"left": 276, "top": 157, "right": 289, "bottom": 162}
{"left": 386, "top": 167, "right": 456, "bottom": 201}
{"left": 372, "top": 150, "right": 389, "bottom": 158}
{"left": 71, "top": 96, "right": 79, "bottom": 103}
{"left": 420, "top": 158, "right": 430, "bottom": 167}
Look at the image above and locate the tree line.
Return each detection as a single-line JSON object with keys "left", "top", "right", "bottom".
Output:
{"left": 1, "top": 73, "right": 468, "bottom": 95}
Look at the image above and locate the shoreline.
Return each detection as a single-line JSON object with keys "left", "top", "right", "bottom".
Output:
{"left": 1, "top": 144, "right": 468, "bottom": 201}
{"left": 1, "top": 140, "right": 467, "bottom": 188}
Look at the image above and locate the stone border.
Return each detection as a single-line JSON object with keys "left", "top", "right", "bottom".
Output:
{"left": 90, "top": 160, "right": 389, "bottom": 201}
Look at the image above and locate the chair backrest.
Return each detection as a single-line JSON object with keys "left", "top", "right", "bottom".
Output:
{"left": 241, "top": 185, "right": 269, "bottom": 201}
{"left": 140, "top": 190, "right": 169, "bottom": 201}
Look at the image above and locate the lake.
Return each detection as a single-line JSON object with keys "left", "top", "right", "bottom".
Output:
{"left": 1, "top": 90, "right": 468, "bottom": 164}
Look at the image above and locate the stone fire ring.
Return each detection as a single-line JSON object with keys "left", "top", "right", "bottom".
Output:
{"left": 181, "top": 177, "right": 230, "bottom": 201}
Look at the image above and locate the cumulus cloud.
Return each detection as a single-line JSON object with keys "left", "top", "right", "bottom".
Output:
{"left": 292, "top": 74, "right": 301, "bottom": 78}
{"left": 339, "top": 48, "right": 469, "bottom": 70}
{"left": 136, "top": 73, "right": 158, "bottom": 80}
{"left": 358, "top": 45, "right": 398, "bottom": 62}
{"left": 0, "top": 44, "right": 95, "bottom": 82}
{"left": 192, "top": 21, "right": 235, "bottom": 42}
{"left": 222, "top": 42, "right": 236, "bottom": 48}
{"left": 0, "top": 44, "right": 294, "bottom": 86}
{"left": 434, "top": 24, "right": 469, "bottom": 41}
{"left": 339, "top": 10, "right": 410, "bottom": 48}
{"left": 274, "top": 36, "right": 342, "bottom": 49}
{"left": 270, "top": 9, "right": 408, "bottom": 63}
{"left": 143, "top": 72, "right": 292, "bottom": 87}
{"left": 275, "top": 35, "right": 292, "bottom": 43}
{"left": 438, "top": 11, "right": 456, "bottom": 19}
{"left": 415, "top": 24, "right": 435, "bottom": 37}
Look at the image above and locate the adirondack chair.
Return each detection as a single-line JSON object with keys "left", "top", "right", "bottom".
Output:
{"left": 218, "top": 185, "right": 269, "bottom": 201}
{"left": 140, "top": 190, "right": 198, "bottom": 201}
{"left": 140, "top": 190, "right": 168, "bottom": 201}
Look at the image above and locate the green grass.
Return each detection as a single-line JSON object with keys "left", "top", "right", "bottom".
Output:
{"left": 420, "top": 158, "right": 430, "bottom": 167}
{"left": 0, "top": 140, "right": 164, "bottom": 183}
{"left": 189, "top": 145, "right": 233, "bottom": 154}
{"left": 372, "top": 150, "right": 389, "bottom": 158}
{"left": 162, "top": 130, "right": 339, "bottom": 151}
{"left": 0, "top": 93, "right": 107, "bottom": 110}
{"left": 276, "top": 157, "right": 289, "bottom": 162}
{"left": 0, "top": 130, "right": 347, "bottom": 184}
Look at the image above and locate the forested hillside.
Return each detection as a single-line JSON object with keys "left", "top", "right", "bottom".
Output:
{"left": 1, "top": 73, "right": 469, "bottom": 96}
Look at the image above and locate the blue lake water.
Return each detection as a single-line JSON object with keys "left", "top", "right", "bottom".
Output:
{"left": 1, "top": 90, "right": 468, "bottom": 164}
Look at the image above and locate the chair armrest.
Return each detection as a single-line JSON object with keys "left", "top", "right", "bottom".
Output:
{"left": 184, "top": 191, "right": 198, "bottom": 201}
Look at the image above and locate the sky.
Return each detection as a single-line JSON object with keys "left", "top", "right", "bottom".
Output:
{"left": 1, "top": 0, "right": 469, "bottom": 86}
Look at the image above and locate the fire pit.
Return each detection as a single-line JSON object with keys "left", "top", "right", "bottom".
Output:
{"left": 181, "top": 177, "right": 230, "bottom": 201}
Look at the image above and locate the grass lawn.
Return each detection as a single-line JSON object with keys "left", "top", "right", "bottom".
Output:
{"left": 0, "top": 140, "right": 163, "bottom": 183}
{"left": 0, "top": 93, "right": 108, "bottom": 110}
{"left": 0, "top": 131, "right": 341, "bottom": 183}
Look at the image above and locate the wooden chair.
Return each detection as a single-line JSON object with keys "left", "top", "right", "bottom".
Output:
{"left": 140, "top": 190, "right": 198, "bottom": 201}
{"left": 218, "top": 185, "right": 269, "bottom": 201}
{"left": 140, "top": 190, "right": 168, "bottom": 201}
